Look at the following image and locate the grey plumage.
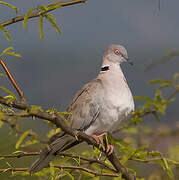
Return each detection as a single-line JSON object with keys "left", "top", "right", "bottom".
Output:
{"left": 29, "top": 44, "right": 135, "bottom": 173}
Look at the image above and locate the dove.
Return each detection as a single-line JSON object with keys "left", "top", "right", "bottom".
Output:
{"left": 29, "top": 44, "right": 135, "bottom": 173}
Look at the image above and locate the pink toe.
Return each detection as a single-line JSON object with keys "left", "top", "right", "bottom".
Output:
{"left": 107, "top": 145, "right": 114, "bottom": 155}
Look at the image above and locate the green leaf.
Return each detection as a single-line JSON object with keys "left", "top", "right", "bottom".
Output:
{"left": 6, "top": 161, "right": 12, "bottom": 168}
{"left": 173, "top": 73, "right": 179, "bottom": 84}
{"left": 0, "top": 86, "right": 17, "bottom": 100}
{"left": 47, "top": 2, "right": 62, "bottom": 10}
{"left": 120, "top": 148, "right": 137, "bottom": 164}
{"left": 37, "top": 5, "right": 48, "bottom": 12}
{"left": 45, "top": 14, "right": 61, "bottom": 35}
{"left": 15, "top": 129, "right": 32, "bottom": 149}
{"left": 2, "top": 46, "right": 14, "bottom": 54}
{"left": 30, "top": 105, "right": 43, "bottom": 114}
{"left": 81, "top": 171, "right": 95, "bottom": 178}
{"left": 63, "top": 170, "right": 74, "bottom": 180}
{"left": 47, "top": 128, "right": 61, "bottom": 139}
{"left": 1, "top": 46, "right": 22, "bottom": 57}
{"left": 3, "top": 52, "right": 22, "bottom": 57}
{"left": 49, "top": 162, "right": 55, "bottom": 179}
{"left": 12, "top": 150, "right": 23, "bottom": 154}
{"left": 0, "top": 157, "right": 4, "bottom": 161}
{"left": 0, "top": 24, "right": 12, "bottom": 42}
{"left": 57, "top": 112, "right": 70, "bottom": 127}
{"left": 20, "top": 139, "right": 38, "bottom": 148}
{"left": 149, "top": 79, "right": 172, "bottom": 84}
{"left": 72, "top": 157, "right": 80, "bottom": 166}
{"left": 23, "top": 8, "right": 35, "bottom": 28}
{"left": 39, "top": 15, "right": 44, "bottom": 40}
{"left": 160, "top": 158, "right": 174, "bottom": 179}
{"left": 0, "top": 1, "right": 18, "bottom": 13}
{"left": 134, "top": 96, "right": 152, "bottom": 101}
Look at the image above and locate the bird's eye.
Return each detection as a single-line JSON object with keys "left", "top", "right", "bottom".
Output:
{"left": 114, "top": 49, "right": 120, "bottom": 55}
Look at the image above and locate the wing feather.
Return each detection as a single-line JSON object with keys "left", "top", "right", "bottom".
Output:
{"left": 66, "top": 78, "right": 103, "bottom": 132}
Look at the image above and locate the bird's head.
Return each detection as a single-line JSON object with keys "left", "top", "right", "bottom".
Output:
{"left": 104, "top": 44, "right": 133, "bottom": 65}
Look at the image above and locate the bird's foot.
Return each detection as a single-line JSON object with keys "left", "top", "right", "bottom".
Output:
{"left": 106, "top": 144, "right": 114, "bottom": 155}
{"left": 91, "top": 133, "right": 114, "bottom": 155}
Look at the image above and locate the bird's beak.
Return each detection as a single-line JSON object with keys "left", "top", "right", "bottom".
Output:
{"left": 126, "top": 58, "right": 133, "bottom": 65}
{"left": 121, "top": 53, "right": 133, "bottom": 65}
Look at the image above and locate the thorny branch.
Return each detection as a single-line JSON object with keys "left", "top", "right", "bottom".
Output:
{"left": 0, "top": 0, "right": 87, "bottom": 27}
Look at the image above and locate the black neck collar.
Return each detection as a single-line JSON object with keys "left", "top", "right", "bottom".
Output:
{"left": 101, "top": 66, "right": 109, "bottom": 72}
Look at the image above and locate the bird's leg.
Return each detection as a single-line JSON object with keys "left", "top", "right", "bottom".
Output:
{"left": 91, "top": 133, "right": 114, "bottom": 155}
{"left": 91, "top": 133, "right": 107, "bottom": 149}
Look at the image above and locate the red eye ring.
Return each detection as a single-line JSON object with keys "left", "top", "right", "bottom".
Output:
{"left": 114, "top": 49, "right": 120, "bottom": 55}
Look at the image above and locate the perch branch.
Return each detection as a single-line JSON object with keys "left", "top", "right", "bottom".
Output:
{"left": 0, "top": 97, "right": 135, "bottom": 180}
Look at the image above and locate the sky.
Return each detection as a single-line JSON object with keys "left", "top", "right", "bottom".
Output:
{"left": 0, "top": 0, "right": 179, "bottom": 124}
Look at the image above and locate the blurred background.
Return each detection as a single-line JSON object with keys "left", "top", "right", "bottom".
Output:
{"left": 0, "top": 0, "right": 179, "bottom": 179}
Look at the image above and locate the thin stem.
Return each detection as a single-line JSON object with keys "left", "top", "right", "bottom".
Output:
{"left": 0, "top": 166, "right": 119, "bottom": 177}
{"left": 0, "top": 56, "right": 25, "bottom": 101}
{"left": 0, "top": 0, "right": 87, "bottom": 27}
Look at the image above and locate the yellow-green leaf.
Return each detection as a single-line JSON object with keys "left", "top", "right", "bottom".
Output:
{"left": 45, "top": 14, "right": 61, "bottom": 35}
{"left": 39, "top": 15, "right": 44, "bottom": 40}
{"left": 20, "top": 139, "right": 38, "bottom": 148}
{"left": 63, "top": 170, "right": 74, "bottom": 180}
{"left": 0, "top": 24, "right": 12, "bottom": 42}
{"left": 23, "top": 8, "right": 35, "bottom": 28}
{"left": 2, "top": 46, "right": 14, "bottom": 54}
{"left": 0, "top": 86, "right": 17, "bottom": 100}
{"left": 15, "top": 129, "right": 32, "bottom": 149}
{"left": 12, "top": 150, "right": 23, "bottom": 154}
{"left": 3, "top": 52, "right": 22, "bottom": 57}
{"left": 134, "top": 96, "right": 152, "bottom": 101}
{"left": 0, "top": 1, "right": 18, "bottom": 13}
{"left": 149, "top": 79, "right": 172, "bottom": 84}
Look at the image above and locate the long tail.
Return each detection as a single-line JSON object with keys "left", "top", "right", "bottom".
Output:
{"left": 29, "top": 132, "right": 79, "bottom": 173}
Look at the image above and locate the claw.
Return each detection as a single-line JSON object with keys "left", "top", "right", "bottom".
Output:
{"left": 106, "top": 144, "right": 114, "bottom": 155}
{"left": 91, "top": 133, "right": 114, "bottom": 155}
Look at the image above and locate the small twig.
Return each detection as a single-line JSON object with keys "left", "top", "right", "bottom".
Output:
{"left": 0, "top": 57, "right": 25, "bottom": 101}
{"left": 167, "top": 88, "right": 179, "bottom": 100}
{"left": 59, "top": 152, "right": 117, "bottom": 172}
{"left": 54, "top": 165, "right": 119, "bottom": 177}
{"left": 130, "top": 157, "right": 179, "bottom": 166}
{"left": 0, "top": 152, "right": 39, "bottom": 158}
{"left": 0, "top": 166, "right": 119, "bottom": 177}
{"left": 0, "top": 0, "right": 87, "bottom": 27}
{"left": 0, "top": 168, "right": 28, "bottom": 173}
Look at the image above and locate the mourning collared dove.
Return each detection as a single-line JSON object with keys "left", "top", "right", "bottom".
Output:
{"left": 29, "top": 44, "right": 135, "bottom": 173}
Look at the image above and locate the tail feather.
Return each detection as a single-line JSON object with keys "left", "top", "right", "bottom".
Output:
{"left": 29, "top": 133, "right": 78, "bottom": 173}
